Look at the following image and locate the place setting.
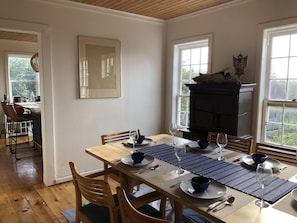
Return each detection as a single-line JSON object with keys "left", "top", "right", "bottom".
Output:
{"left": 241, "top": 153, "right": 281, "bottom": 172}
{"left": 120, "top": 151, "right": 155, "bottom": 167}
{"left": 186, "top": 139, "right": 216, "bottom": 153}
{"left": 122, "top": 129, "right": 153, "bottom": 148}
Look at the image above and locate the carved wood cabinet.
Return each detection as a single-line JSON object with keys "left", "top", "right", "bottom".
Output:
{"left": 183, "top": 83, "right": 256, "bottom": 140}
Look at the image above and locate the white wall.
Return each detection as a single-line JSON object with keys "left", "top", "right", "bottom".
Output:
{"left": 0, "top": 0, "right": 165, "bottom": 185}
{"left": 165, "top": 0, "right": 297, "bottom": 141}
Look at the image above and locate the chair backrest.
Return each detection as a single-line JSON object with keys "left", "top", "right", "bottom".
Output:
{"left": 1, "top": 102, "right": 10, "bottom": 118}
{"left": 101, "top": 130, "right": 138, "bottom": 144}
{"left": 116, "top": 187, "right": 170, "bottom": 223}
{"left": 69, "top": 162, "right": 118, "bottom": 223}
{"left": 255, "top": 143, "right": 297, "bottom": 166}
{"left": 207, "top": 132, "right": 253, "bottom": 154}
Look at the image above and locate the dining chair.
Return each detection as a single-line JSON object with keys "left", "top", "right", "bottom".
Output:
{"left": 69, "top": 162, "right": 166, "bottom": 223}
{"left": 255, "top": 142, "right": 297, "bottom": 166}
{"left": 207, "top": 132, "right": 253, "bottom": 154}
{"left": 1, "top": 102, "right": 36, "bottom": 160}
{"left": 116, "top": 187, "right": 170, "bottom": 223}
{"left": 101, "top": 130, "right": 140, "bottom": 189}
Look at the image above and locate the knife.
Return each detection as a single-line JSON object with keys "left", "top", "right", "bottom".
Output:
{"left": 207, "top": 195, "right": 231, "bottom": 211}
{"left": 213, "top": 202, "right": 228, "bottom": 212}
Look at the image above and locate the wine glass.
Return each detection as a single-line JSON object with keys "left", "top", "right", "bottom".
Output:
{"left": 129, "top": 130, "right": 139, "bottom": 150}
{"left": 216, "top": 133, "right": 228, "bottom": 160}
{"left": 174, "top": 144, "right": 186, "bottom": 175}
{"left": 255, "top": 163, "right": 273, "bottom": 208}
{"left": 169, "top": 123, "right": 178, "bottom": 146}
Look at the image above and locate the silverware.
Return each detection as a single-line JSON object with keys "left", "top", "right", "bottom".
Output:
{"left": 232, "top": 158, "right": 241, "bottom": 163}
{"left": 150, "top": 164, "right": 160, "bottom": 170}
{"left": 279, "top": 165, "right": 287, "bottom": 171}
{"left": 207, "top": 195, "right": 233, "bottom": 211}
{"left": 212, "top": 196, "right": 235, "bottom": 212}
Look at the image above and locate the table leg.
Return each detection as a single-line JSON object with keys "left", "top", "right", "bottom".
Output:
{"left": 119, "top": 172, "right": 135, "bottom": 193}
{"left": 174, "top": 201, "right": 183, "bottom": 223}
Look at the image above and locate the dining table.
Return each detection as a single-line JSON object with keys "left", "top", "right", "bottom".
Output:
{"left": 85, "top": 134, "right": 297, "bottom": 223}
{"left": 15, "top": 102, "right": 42, "bottom": 148}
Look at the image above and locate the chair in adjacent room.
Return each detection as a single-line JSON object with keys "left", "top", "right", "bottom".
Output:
{"left": 116, "top": 186, "right": 170, "bottom": 223}
{"left": 69, "top": 162, "right": 166, "bottom": 223}
{"left": 255, "top": 142, "right": 297, "bottom": 166}
{"left": 1, "top": 102, "right": 36, "bottom": 160}
{"left": 207, "top": 132, "right": 254, "bottom": 154}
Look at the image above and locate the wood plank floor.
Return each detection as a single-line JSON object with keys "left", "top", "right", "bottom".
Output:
{"left": 0, "top": 137, "right": 118, "bottom": 223}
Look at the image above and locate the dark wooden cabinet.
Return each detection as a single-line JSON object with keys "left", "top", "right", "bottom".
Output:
{"left": 183, "top": 83, "right": 256, "bottom": 140}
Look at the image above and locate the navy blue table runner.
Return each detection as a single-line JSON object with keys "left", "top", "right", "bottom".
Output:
{"left": 138, "top": 144, "right": 297, "bottom": 204}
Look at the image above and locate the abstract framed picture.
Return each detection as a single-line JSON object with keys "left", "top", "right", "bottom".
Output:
{"left": 78, "top": 36, "right": 121, "bottom": 98}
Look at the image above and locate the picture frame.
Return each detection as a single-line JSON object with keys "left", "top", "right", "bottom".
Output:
{"left": 78, "top": 36, "right": 121, "bottom": 98}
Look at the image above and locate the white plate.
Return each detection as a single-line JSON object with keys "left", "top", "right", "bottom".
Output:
{"left": 242, "top": 155, "right": 281, "bottom": 169}
{"left": 121, "top": 155, "right": 154, "bottom": 167}
{"left": 186, "top": 141, "right": 216, "bottom": 152}
{"left": 291, "top": 188, "right": 297, "bottom": 202}
{"left": 180, "top": 179, "right": 226, "bottom": 199}
{"left": 127, "top": 138, "right": 153, "bottom": 147}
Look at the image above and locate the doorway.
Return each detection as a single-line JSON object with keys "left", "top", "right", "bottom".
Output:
{"left": 0, "top": 19, "right": 55, "bottom": 186}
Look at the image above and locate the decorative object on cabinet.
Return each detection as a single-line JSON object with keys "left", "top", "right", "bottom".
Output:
{"left": 184, "top": 83, "right": 256, "bottom": 140}
{"left": 233, "top": 53, "right": 248, "bottom": 79}
{"left": 78, "top": 36, "right": 121, "bottom": 98}
{"left": 193, "top": 68, "right": 241, "bottom": 85}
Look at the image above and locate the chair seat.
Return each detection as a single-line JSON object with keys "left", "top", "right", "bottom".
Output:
{"left": 81, "top": 194, "right": 160, "bottom": 223}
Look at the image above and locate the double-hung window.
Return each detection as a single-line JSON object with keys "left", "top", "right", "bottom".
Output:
{"left": 6, "top": 53, "right": 40, "bottom": 102}
{"left": 173, "top": 35, "right": 212, "bottom": 128}
{"left": 261, "top": 24, "right": 297, "bottom": 148}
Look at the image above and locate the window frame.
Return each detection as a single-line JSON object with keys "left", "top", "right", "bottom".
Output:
{"left": 171, "top": 34, "right": 212, "bottom": 128}
{"left": 5, "top": 52, "right": 40, "bottom": 103}
{"left": 258, "top": 22, "right": 297, "bottom": 148}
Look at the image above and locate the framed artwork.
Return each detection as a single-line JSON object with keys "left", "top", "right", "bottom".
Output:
{"left": 78, "top": 36, "right": 121, "bottom": 98}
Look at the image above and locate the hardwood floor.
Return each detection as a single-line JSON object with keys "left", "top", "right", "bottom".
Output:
{"left": 0, "top": 137, "right": 118, "bottom": 223}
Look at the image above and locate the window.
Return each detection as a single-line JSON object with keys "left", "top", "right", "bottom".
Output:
{"left": 261, "top": 24, "right": 297, "bottom": 148}
{"left": 6, "top": 53, "right": 40, "bottom": 102}
{"left": 173, "top": 35, "right": 212, "bottom": 128}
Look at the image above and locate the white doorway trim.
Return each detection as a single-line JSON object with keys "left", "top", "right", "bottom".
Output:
{"left": 0, "top": 19, "right": 55, "bottom": 186}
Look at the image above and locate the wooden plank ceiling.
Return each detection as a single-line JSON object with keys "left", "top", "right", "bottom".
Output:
{"left": 0, "top": 31, "right": 37, "bottom": 42}
{"left": 70, "top": 0, "right": 235, "bottom": 20}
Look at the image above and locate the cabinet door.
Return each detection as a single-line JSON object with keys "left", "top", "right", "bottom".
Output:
{"left": 191, "top": 110, "right": 217, "bottom": 132}
{"left": 217, "top": 115, "right": 238, "bottom": 136}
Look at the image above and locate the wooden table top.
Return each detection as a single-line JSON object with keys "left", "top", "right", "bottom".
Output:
{"left": 86, "top": 134, "right": 297, "bottom": 223}
{"left": 16, "top": 102, "right": 41, "bottom": 114}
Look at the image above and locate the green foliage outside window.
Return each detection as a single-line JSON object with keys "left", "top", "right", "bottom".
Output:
{"left": 9, "top": 56, "right": 37, "bottom": 101}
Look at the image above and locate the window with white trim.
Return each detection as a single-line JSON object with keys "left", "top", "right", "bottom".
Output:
{"left": 6, "top": 53, "right": 40, "bottom": 102}
{"left": 261, "top": 24, "right": 297, "bottom": 148}
{"left": 173, "top": 36, "right": 211, "bottom": 128}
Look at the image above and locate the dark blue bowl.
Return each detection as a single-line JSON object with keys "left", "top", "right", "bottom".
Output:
{"left": 191, "top": 176, "right": 211, "bottom": 193}
{"left": 131, "top": 152, "right": 145, "bottom": 163}
{"left": 198, "top": 139, "right": 209, "bottom": 149}
{"left": 252, "top": 153, "right": 267, "bottom": 164}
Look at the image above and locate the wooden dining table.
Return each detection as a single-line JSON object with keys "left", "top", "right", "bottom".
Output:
{"left": 85, "top": 134, "right": 297, "bottom": 223}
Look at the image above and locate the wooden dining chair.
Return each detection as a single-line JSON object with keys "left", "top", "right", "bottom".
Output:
{"left": 255, "top": 142, "right": 297, "bottom": 166}
{"left": 116, "top": 187, "right": 170, "bottom": 223}
{"left": 207, "top": 132, "right": 254, "bottom": 154}
{"left": 69, "top": 162, "right": 166, "bottom": 223}
{"left": 101, "top": 130, "right": 140, "bottom": 189}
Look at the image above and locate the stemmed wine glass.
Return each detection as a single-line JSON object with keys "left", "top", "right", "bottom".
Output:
{"left": 216, "top": 133, "right": 228, "bottom": 160}
{"left": 255, "top": 163, "right": 273, "bottom": 208}
{"left": 174, "top": 144, "right": 186, "bottom": 175}
{"left": 129, "top": 130, "right": 139, "bottom": 151}
{"left": 169, "top": 123, "right": 178, "bottom": 146}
